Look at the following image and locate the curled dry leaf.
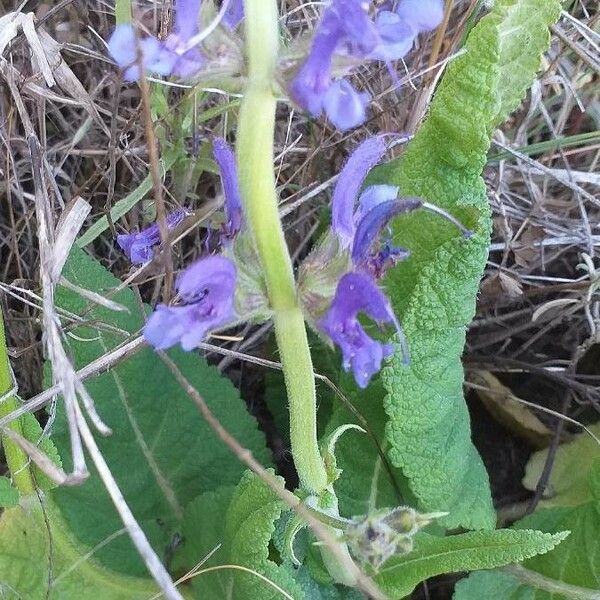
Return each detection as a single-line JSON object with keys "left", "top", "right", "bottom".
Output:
{"left": 469, "top": 370, "right": 556, "bottom": 449}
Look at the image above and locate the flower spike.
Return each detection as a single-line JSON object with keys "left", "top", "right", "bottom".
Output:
{"left": 144, "top": 255, "right": 237, "bottom": 351}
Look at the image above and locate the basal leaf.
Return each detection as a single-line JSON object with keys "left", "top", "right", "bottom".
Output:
{"left": 0, "top": 498, "right": 158, "bottom": 599}
{"left": 374, "top": 529, "right": 567, "bottom": 599}
{"left": 523, "top": 424, "right": 600, "bottom": 507}
{"left": 377, "top": 0, "right": 561, "bottom": 530}
{"left": 50, "top": 248, "right": 270, "bottom": 576}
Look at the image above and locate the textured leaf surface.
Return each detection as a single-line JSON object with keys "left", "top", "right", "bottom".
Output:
{"left": 454, "top": 462, "right": 600, "bottom": 600}
{"left": 176, "top": 472, "right": 304, "bottom": 599}
{"left": 0, "top": 499, "right": 157, "bottom": 599}
{"left": 377, "top": 0, "right": 561, "bottom": 530}
{"left": 374, "top": 529, "right": 567, "bottom": 599}
{"left": 523, "top": 424, "right": 600, "bottom": 507}
{"left": 325, "top": 375, "right": 409, "bottom": 519}
{"left": 50, "top": 248, "right": 270, "bottom": 576}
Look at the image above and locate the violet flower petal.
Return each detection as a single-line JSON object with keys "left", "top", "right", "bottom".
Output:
{"left": 108, "top": 24, "right": 137, "bottom": 67}
{"left": 212, "top": 137, "right": 243, "bottom": 240}
{"left": 332, "top": 0, "right": 380, "bottom": 56}
{"left": 174, "top": 0, "right": 201, "bottom": 40}
{"left": 319, "top": 272, "right": 397, "bottom": 388}
{"left": 222, "top": 0, "right": 244, "bottom": 30}
{"left": 370, "top": 10, "right": 417, "bottom": 60}
{"left": 396, "top": 0, "right": 445, "bottom": 33}
{"left": 176, "top": 254, "right": 237, "bottom": 305}
{"left": 322, "top": 79, "right": 371, "bottom": 131}
{"left": 289, "top": 10, "right": 342, "bottom": 116}
{"left": 331, "top": 136, "right": 388, "bottom": 247}
{"left": 355, "top": 184, "right": 400, "bottom": 223}
{"left": 351, "top": 197, "right": 422, "bottom": 264}
{"left": 144, "top": 255, "right": 237, "bottom": 351}
{"left": 117, "top": 208, "right": 187, "bottom": 264}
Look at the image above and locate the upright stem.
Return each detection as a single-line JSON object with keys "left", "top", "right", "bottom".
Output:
{"left": 0, "top": 311, "right": 35, "bottom": 495}
{"left": 237, "top": 0, "right": 327, "bottom": 495}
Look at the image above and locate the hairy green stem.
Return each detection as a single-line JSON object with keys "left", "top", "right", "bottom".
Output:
{"left": 0, "top": 311, "right": 35, "bottom": 496}
{"left": 237, "top": 2, "right": 359, "bottom": 587}
{"left": 237, "top": 0, "right": 327, "bottom": 495}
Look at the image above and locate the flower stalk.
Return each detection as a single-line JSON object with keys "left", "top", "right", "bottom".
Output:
{"left": 0, "top": 310, "right": 35, "bottom": 496}
{"left": 237, "top": 0, "right": 328, "bottom": 495}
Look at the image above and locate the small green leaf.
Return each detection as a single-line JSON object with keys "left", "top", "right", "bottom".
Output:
{"left": 374, "top": 529, "right": 568, "bottom": 599}
{"left": 50, "top": 248, "right": 270, "bottom": 576}
{"left": 523, "top": 424, "right": 600, "bottom": 507}
{"left": 0, "top": 499, "right": 158, "bottom": 599}
{"left": 177, "top": 471, "right": 304, "bottom": 599}
{"left": 21, "top": 412, "right": 62, "bottom": 491}
{"left": 0, "top": 476, "right": 19, "bottom": 507}
{"left": 325, "top": 376, "right": 408, "bottom": 519}
{"left": 378, "top": 0, "right": 561, "bottom": 530}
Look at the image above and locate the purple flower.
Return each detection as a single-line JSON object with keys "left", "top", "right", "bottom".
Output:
{"left": 351, "top": 190, "right": 422, "bottom": 261}
{"left": 322, "top": 79, "right": 371, "bottom": 132}
{"left": 222, "top": 0, "right": 244, "bottom": 30}
{"left": 288, "top": 0, "right": 444, "bottom": 129}
{"left": 396, "top": 0, "right": 445, "bottom": 34}
{"left": 289, "top": 0, "right": 378, "bottom": 127}
{"left": 332, "top": 136, "right": 389, "bottom": 248}
{"left": 107, "top": 0, "right": 206, "bottom": 81}
{"left": 212, "top": 137, "right": 243, "bottom": 241}
{"left": 371, "top": 11, "right": 417, "bottom": 61}
{"left": 117, "top": 208, "right": 188, "bottom": 264}
{"left": 319, "top": 272, "right": 400, "bottom": 388}
{"left": 372, "top": 0, "right": 444, "bottom": 60}
{"left": 144, "top": 255, "right": 237, "bottom": 350}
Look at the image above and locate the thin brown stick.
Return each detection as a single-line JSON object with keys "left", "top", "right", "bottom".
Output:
{"left": 158, "top": 351, "right": 386, "bottom": 600}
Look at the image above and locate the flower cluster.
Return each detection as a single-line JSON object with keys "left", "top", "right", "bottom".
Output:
{"left": 299, "top": 136, "right": 471, "bottom": 388}
{"left": 116, "top": 133, "right": 468, "bottom": 387}
{"left": 289, "top": 0, "right": 444, "bottom": 130}
{"left": 106, "top": 0, "right": 442, "bottom": 131}
{"left": 114, "top": 137, "right": 249, "bottom": 349}
{"left": 107, "top": 0, "right": 243, "bottom": 81}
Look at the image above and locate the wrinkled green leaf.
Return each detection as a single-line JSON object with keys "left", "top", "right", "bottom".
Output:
{"left": 176, "top": 471, "right": 303, "bottom": 599}
{"left": 50, "top": 248, "right": 270, "bottom": 576}
{"left": 523, "top": 424, "right": 600, "bottom": 507}
{"left": 0, "top": 499, "right": 158, "bottom": 599}
{"left": 378, "top": 0, "right": 561, "bottom": 530}
{"left": 374, "top": 529, "right": 568, "bottom": 599}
